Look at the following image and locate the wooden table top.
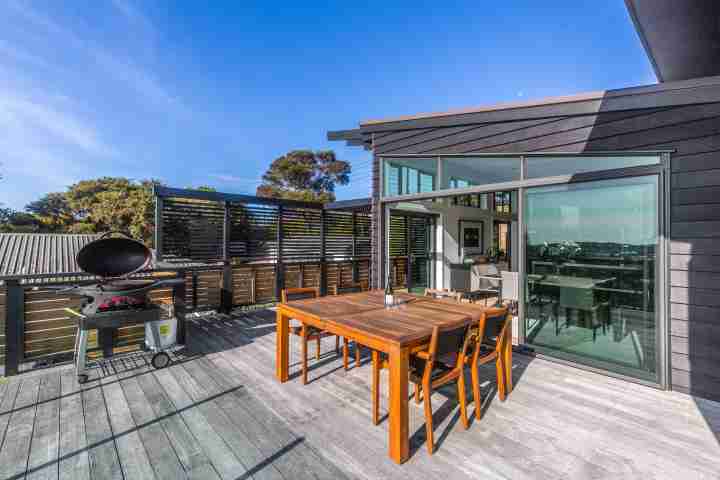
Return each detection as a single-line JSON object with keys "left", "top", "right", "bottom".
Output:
{"left": 282, "top": 290, "right": 416, "bottom": 318}
{"left": 282, "top": 291, "right": 488, "bottom": 347}
{"left": 413, "top": 297, "right": 491, "bottom": 322}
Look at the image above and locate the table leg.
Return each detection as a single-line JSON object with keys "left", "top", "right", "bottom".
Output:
{"left": 276, "top": 309, "right": 289, "bottom": 382}
{"left": 504, "top": 332, "right": 513, "bottom": 395}
{"left": 388, "top": 345, "right": 409, "bottom": 464}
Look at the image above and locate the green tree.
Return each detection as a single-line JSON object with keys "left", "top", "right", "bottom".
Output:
{"left": 25, "top": 192, "right": 75, "bottom": 232}
{"left": 0, "top": 207, "right": 38, "bottom": 233}
{"left": 256, "top": 150, "right": 350, "bottom": 202}
{"left": 63, "top": 177, "right": 161, "bottom": 245}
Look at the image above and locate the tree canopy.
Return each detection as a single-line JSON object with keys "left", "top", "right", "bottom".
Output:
{"left": 256, "top": 150, "right": 350, "bottom": 202}
{"left": 0, "top": 177, "right": 160, "bottom": 244}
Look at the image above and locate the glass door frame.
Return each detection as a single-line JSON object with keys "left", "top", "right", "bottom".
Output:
{"left": 378, "top": 151, "right": 671, "bottom": 389}
{"left": 385, "top": 208, "right": 436, "bottom": 293}
{"left": 520, "top": 169, "right": 667, "bottom": 388}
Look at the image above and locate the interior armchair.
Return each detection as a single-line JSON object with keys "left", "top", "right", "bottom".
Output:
{"left": 281, "top": 287, "right": 340, "bottom": 384}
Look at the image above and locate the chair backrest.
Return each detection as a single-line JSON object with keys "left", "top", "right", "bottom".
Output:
{"left": 281, "top": 287, "right": 319, "bottom": 303}
{"left": 478, "top": 306, "right": 510, "bottom": 348}
{"left": 427, "top": 323, "right": 472, "bottom": 369}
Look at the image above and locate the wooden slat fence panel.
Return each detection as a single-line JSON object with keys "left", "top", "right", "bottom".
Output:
{"left": 193, "top": 271, "right": 222, "bottom": 309}
{"left": 229, "top": 203, "right": 279, "bottom": 262}
{"left": 161, "top": 198, "right": 224, "bottom": 262}
{"left": 252, "top": 265, "right": 277, "bottom": 304}
{"left": 231, "top": 266, "right": 255, "bottom": 305}
{"left": 300, "top": 263, "right": 321, "bottom": 289}
{"left": 22, "top": 289, "right": 97, "bottom": 362}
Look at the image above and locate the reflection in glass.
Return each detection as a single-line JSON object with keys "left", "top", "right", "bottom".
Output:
{"left": 441, "top": 156, "right": 520, "bottom": 187}
{"left": 526, "top": 155, "right": 660, "bottom": 179}
{"left": 524, "top": 176, "right": 659, "bottom": 382}
{"left": 383, "top": 158, "right": 437, "bottom": 196}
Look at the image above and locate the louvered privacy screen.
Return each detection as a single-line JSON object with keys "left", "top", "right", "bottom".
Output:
{"left": 155, "top": 187, "right": 371, "bottom": 306}
{"left": 388, "top": 213, "right": 433, "bottom": 292}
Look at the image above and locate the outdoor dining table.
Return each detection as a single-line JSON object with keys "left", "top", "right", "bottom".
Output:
{"left": 275, "top": 290, "right": 492, "bottom": 464}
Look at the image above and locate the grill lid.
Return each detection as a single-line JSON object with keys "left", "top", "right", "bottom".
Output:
{"left": 77, "top": 232, "right": 152, "bottom": 278}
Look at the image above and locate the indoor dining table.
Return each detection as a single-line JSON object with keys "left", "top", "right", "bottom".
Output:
{"left": 275, "top": 290, "right": 493, "bottom": 464}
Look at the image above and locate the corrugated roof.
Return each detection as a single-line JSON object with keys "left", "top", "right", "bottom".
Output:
{"left": 0, "top": 233, "right": 101, "bottom": 277}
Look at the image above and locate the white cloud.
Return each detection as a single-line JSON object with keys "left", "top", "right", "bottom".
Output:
{"left": 0, "top": 91, "right": 113, "bottom": 156}
{"left": 92, "top": 50, "right": 182, "bottom": 110}
{"left": 0, "top": 1, "right": 198, "bottom": 208}
{"left": 4, "top": 0, "right": 180, "bottom": 111}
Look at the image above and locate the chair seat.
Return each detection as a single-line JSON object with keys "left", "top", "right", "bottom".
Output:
{"left": 409, "top": 355, "right": 455, "bottom": 383}
{"left": 289, "top": 325, "right": 333, "bottom": 337}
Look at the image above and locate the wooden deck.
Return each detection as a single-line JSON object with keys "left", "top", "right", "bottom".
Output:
{"left": 0, "top": 308, "right": 718, "bottom": 480}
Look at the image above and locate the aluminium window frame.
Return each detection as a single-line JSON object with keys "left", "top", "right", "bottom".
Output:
{"left": 377, "top": 150, "right": 672, "bottom": 390}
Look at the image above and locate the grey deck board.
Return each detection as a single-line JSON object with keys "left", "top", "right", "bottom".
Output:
{"left": 81, "top": 371, "right": 123, "bottom": 480}
{"left": 135, "top": 362, "right": 218, "bottom": 478}
{"left": 116, "top": 361, "right": 187, "bottom": 480}
{"left": 0, "top": 308, "right": 718, "bottom": 480}
{"left": 152, "top": 366, "right": 246, "bottom": 480}
{"left": 0, "top": 379, "right": 21, "bottom": 453}
{"left": 26, "top": 373, "right": 60, "bottom": 480}
{"left": 167, "top": 361, "right": 285, "bottom": 480}
{"left": 100, "top": 364, "right": 157, "bottom": 480}
{"left": 0, "top": 376, "right": 40, "bottom": 480}
{"left": 190, "top": 329, "right": 350, "bottom": 480}
{"left": 58, "top": 368, "right": 89, "bottom": 480}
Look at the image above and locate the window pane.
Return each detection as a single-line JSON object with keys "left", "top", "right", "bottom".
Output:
{"left": 419, "top": 172, "right": 434, "bottom": 192}
{"left": 440, "top": 156, "right": 520, "bottom": 189}
{"left": 524, "top": 175, "right": 659, "bottom": 382}
{"left": 406, "top": 168, "right": 419, "bottom": 194}
{"left": 384, "top": 163, "right": 400, "bottom": 196}
{"left": 526, "top": 155, "right": 660, "bottom": 179}
{"left": 382, "top": 157, "right": 437, "bottom": 196}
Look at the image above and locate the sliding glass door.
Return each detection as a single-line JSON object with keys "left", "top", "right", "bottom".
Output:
{"left": 524, "top": 175, "right": 660, "bottom": 382}
{"left": 388, "top": 212, "right": 434, "bottom": 294}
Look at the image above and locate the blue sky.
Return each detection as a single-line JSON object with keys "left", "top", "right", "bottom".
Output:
{"left": 0, "top": 0, "right": 655, "bottom": 210}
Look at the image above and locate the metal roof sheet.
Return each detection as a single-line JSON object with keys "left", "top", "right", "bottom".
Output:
{"left": 0, "top": 233, "right": 100, "bottom": 277}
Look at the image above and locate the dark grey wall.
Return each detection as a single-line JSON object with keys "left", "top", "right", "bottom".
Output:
{"left": 369, "top": 97, "right": 720, "bottom": 401}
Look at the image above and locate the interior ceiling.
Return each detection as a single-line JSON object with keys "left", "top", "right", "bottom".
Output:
{"left": 626, "top": 0, "right": 720, "bottom": 82}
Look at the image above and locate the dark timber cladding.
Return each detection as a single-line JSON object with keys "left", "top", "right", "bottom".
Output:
{"left": 328, "top": 74, "right": 720, "bottom": 402}
{"left": 625, "top": 0, "right": 720, "bottom": 83}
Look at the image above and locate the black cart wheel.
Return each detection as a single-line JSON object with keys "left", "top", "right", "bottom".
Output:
{"left": 151, "top": 352, "right": 171, "bottom": 369}
{"left": 77, "top": 374, "right": 89, "bottom": 384}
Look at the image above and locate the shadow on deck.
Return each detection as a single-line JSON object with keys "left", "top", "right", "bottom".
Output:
{"left": 0, "top": 307, "right": 719, "bottom": 479}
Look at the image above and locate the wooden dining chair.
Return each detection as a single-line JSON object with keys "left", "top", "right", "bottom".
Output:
{"left": 468, "top": 306, "right": 513, "bottom": 419}
{"left": 330, "top": 280, "right": 369, "bottom": 370}
{"left": 281, "top": 287, "right": 340, "bottom": 385}
{"left": 372, "top": 323, "right": 474, "bottom": 455}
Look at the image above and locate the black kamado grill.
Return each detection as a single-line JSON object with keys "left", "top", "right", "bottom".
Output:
{"left": 63, "top": 232, "right": 184, "bottom": 383}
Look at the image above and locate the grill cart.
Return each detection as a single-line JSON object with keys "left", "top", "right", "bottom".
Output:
{"left": 58, "top": 232, "right": 184, "bottom": 383}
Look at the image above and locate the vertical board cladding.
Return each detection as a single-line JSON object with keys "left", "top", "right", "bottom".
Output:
{"left": 367, "top": 92, "right": 720, "bottom": 401}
